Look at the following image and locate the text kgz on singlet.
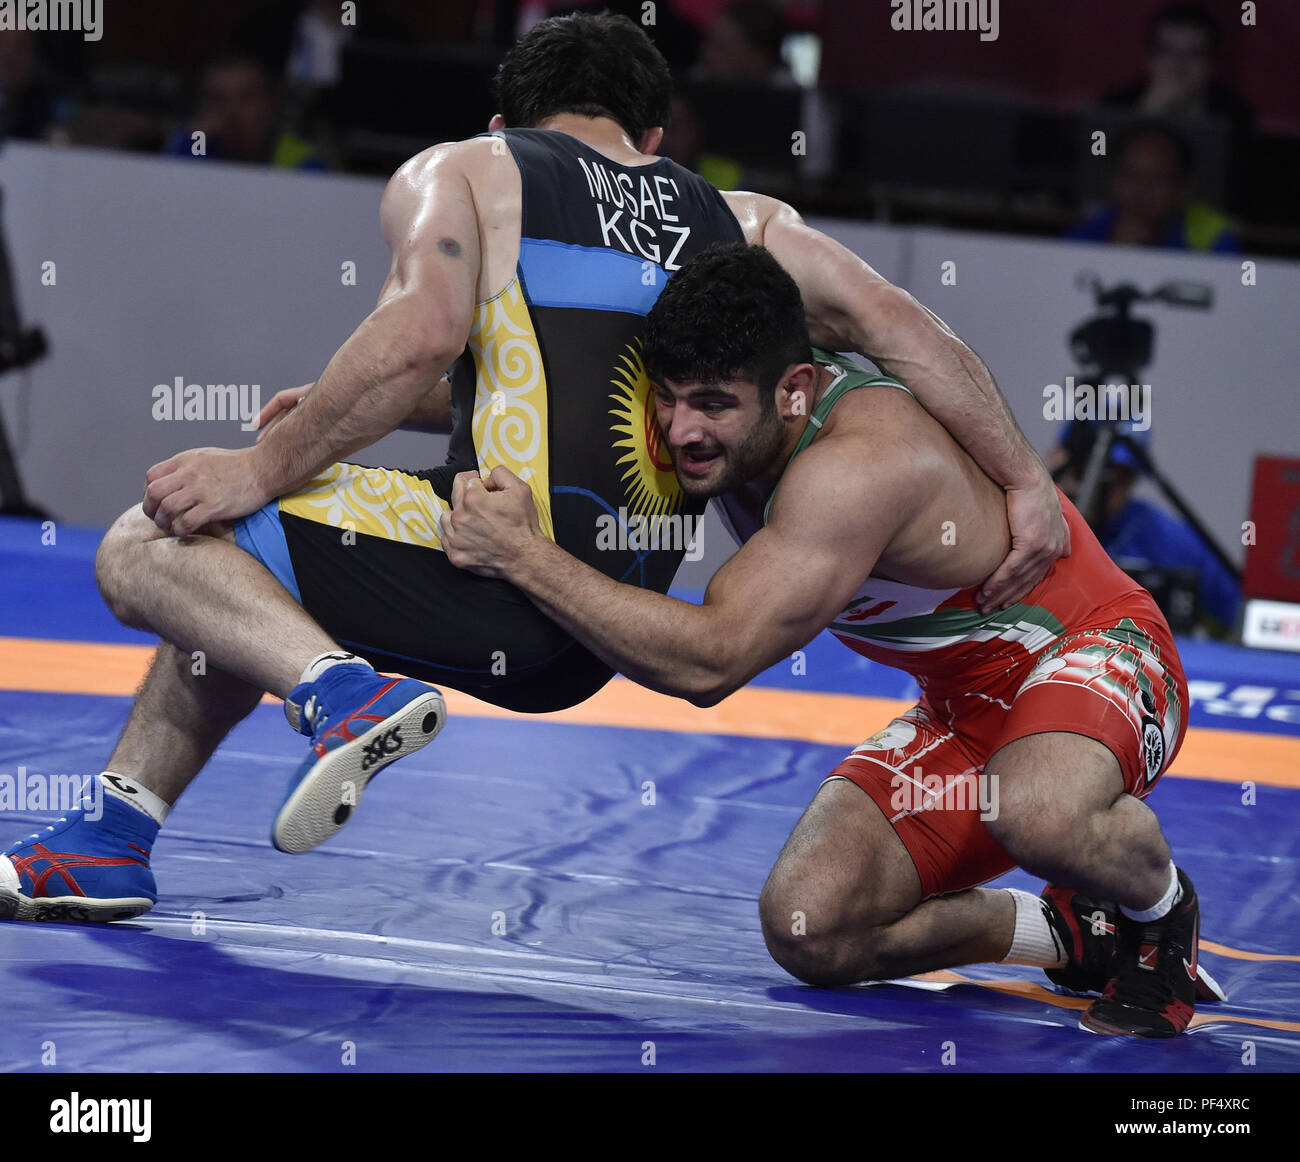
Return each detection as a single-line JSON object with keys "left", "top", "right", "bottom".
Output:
{"left": 576, "top": 158, "right": 692, "bottom": 270}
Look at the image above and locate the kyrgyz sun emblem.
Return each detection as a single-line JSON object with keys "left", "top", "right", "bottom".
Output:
{"left": 609, "top": 341, "right": 684, "bottom": 517}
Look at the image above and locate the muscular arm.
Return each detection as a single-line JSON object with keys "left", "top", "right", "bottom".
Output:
{"left": 739, "top": 195, "right": 1036, "bottom": 486}
{"left": 402, "top": 374, "right": 454, "bottom": 433}
{"left": 443, "top": 437, "right": 914, "bottom": 707}
{"left": 142, "top": 146, "right": 481, "bottom": 536}
{"left": 252, "top": 146, "right": 479, "bottom": 493}
{"left": 727, "top": 192, "right": 1069, "bottom": 607}
{"left": 256, "top": 372, "right": 453, "bottom": 441}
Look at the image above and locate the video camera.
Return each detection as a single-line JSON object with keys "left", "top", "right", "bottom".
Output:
{"left": 1054, "top": 273, "right": 1239, "bottom": 633}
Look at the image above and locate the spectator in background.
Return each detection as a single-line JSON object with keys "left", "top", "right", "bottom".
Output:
{"left": 287, "top": 0, "right": 352, "bottom": 88}
{"left": 0, "top": 30, "right": 59, "bottom": 141}
{"left": 695, "top": 0, "right": 795, "bottom": 86}
{"left": 1102, "top": 3, "right": 1252, "bottom": 139}
{"left": 670, "top": 1, "right": 811, "bottom": 189}
{"left": 1066, "top": 122, "right": 1239, "bottom": 252}
{"left": 57, "top": 68, "right": 179, "bottom": 154}
{"left": 658, "top": 92, "right": 744, "bottom": 189}
{"left": 164, "top": 51, "right": 328, "bottom": 171}
{"left": 1051, "top": 424, "right": 1241, "bottom": 634}
{"left": 1101, "top": 2, "right": 1253, "bottom": 213}
{"left": 281, "top": 0, "right": 353, "bottom": 171}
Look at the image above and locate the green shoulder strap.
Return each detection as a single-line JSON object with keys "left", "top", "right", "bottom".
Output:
{"left": 761, "top": 350, "right": 912, "bottom": 526}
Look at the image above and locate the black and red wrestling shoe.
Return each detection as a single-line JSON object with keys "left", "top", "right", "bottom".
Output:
{"left": 1081, "top": 867, "right": 1210, "bottom": 1037}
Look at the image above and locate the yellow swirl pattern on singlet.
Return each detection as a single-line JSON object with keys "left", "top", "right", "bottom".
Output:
{"left": 467, "top": 275, "right": 554, "bottom": 541}
{"left": 279, "top": 462, "right": 449, "bottom": 547}
{"left": 276, "top": 275, "right": 553, "bottom": 550}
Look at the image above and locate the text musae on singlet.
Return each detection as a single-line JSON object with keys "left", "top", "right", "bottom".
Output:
{"left": 575, "top": 157, "right": 693, "bottom": 270}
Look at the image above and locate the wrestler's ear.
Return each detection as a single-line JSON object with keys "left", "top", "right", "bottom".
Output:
{"left": 778, "top": 363, "right": 817, "bottom": 420}
{"left": 488, "top": 113, "right": 507, "bottom": 132}
{"left": 638, "top": 126, "right": 664, "bottom": 156}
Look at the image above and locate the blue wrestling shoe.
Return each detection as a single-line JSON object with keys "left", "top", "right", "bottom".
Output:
{"left": 0, "top": 794, "right": 158, "bottom": 922}
{"left": 272, "top": 664, "right": 446, "bottom": 854}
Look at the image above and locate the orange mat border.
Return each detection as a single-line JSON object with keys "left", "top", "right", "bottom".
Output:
{"left": 1, "top": 637, "right": 1297, "bottom": 788}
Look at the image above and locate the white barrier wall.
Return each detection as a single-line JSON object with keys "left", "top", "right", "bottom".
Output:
{"left": 1, "top": 142, "right": 437, "bottom": 524}
{"left": 2, "top": 142, "right": 1296, "bottom": 590}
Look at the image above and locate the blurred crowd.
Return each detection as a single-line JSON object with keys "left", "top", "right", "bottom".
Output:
{"left": 0, "top": 0, "right": 1294, "bottom": 255}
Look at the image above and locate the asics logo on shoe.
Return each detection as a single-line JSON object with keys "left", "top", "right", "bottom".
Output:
{"left": 360, "top": 727, "right": 403, "bottom": 771}
{"left": 1086, "top": 908, "right": 1115, "bottom": 937}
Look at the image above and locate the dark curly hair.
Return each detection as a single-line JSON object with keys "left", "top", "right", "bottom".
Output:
{"left": 643, "top": 243, "right": 813, "bottom": 404}
{"left": 493, "top": 11, "right": 673, "bottom": 142}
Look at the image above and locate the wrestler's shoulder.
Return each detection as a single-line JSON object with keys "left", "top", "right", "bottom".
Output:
{"left": 399, "top": 137, "right": 508, "bottom": 178}
{"left": 721, "top": 190, "right": 800, "bottom": 244}
{"left": 791, "top": 390, "right": 941, "bottom": 494}
{"left": 821, "top": 376, "right": 936, "bottom": 443}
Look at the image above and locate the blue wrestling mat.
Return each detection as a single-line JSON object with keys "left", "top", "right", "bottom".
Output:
{"left": 1, "top": 518, "right": 1297, "bottom": 1072}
